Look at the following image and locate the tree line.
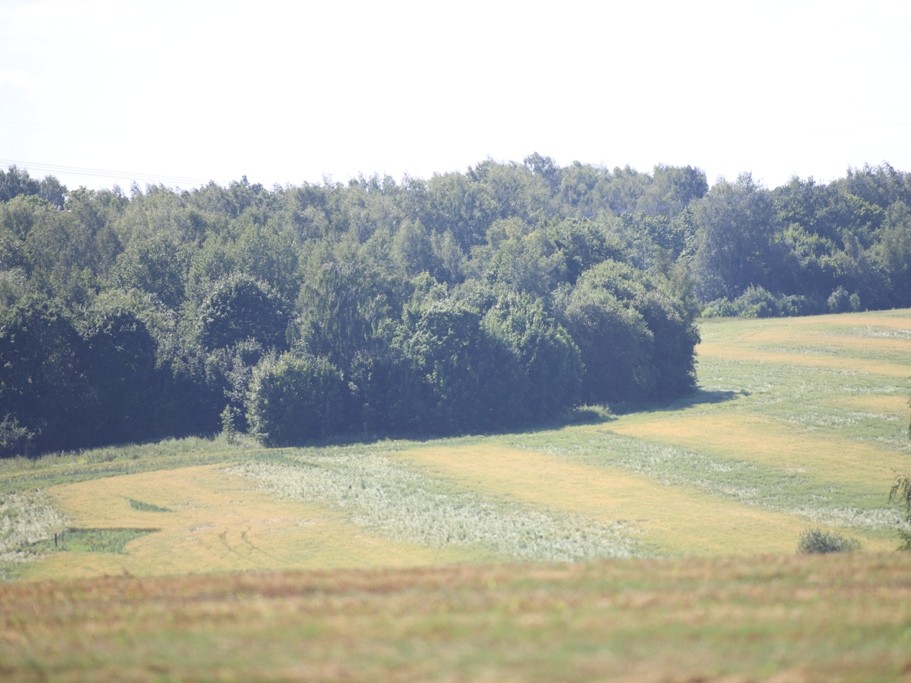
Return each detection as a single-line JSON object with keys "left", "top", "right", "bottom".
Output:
{"left": 1, "top": 157, "right": 909, "bottom": 455}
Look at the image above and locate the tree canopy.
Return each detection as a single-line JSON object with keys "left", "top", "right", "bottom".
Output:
{"left": 3, "top": 156, "right": 908, "bottom": 454}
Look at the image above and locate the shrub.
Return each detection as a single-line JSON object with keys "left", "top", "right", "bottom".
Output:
{"left": 702, "top": 291, "right": 825, "bottom": 319}
{"left": 701, "top": 297, "right": 738, "bottom": 318}
{"left": 0, "top": 414, "right": 34, "bottom": 458}
{"left": 734, "top": 285, "right": 779, "bottom": 318}
{"left": 776, "top": 294, "right": 824, "bottom": 317}
{"left": 826, "top": 286, "right": 862, "bottom": 314}
{"left": 246, "top": 352, "right": 347, "bottom": 446}
{"left": 889, "top": 473, "right": 911, "bottom": 550}
{"left": 797, "top": 528, "right": 859, "bottom": 554}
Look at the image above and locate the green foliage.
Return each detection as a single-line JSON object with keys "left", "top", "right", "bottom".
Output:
{"left": 471, "top": 218, "right": 566, "bottom": 296}
{"left": 0, "top": 415, "right": 33, "bottom": 458}
{"left": 392, "top": 219, "right": 440, "bottom": 278}
{"left": 547, "top": 218, "right": 627, "bottom": 285}
{"left": 0, "top": 302, "right": 94, "bottom": 455}
{"left": 346, "top": 345, "right": 426, "bottom": 436}
{"left": 198, "top": 274, "right": 289, "bottom": 352}
{"left": 563, "top": 287, "right": 655, "bottom": 404}
{"left": 422, "top": 171, "right": 499, "bottom": 251}
{"left": 206, "top": 338, "right": 268, "bottom": 432}
{"left": 31, "top": 527, "right": 157, "bottom": 554}
{"left": 35, "top": 188, "right": 124, "bottom": 308}
{"left": 8, "top": 156, "right": 911, "bottom": 454}
{"left": 0, "top": 170, "right": 38, "bottom": 205}
{"left": 482, "top": 293, "right": 582, "bottom": 422}
{"left": 826, "top": 285, "right": 862, "bottom": 314}
{"left": 796, "top": 528, "right": 860, "bottom": 554}
{"left": 111, "top": 233, "right": 189, "bottom": 310}
{"left": 702, "top": 286, "right": 825, "bottom": 319}
{"left": 561, "top": 260, "right": 698, "bottom": 405}
{"left": 394, "top": 299, "right": 526, "bottom": 433}
{"left": 232, "top": 220, "right": 301, "bottom": 303}
{"left": 127, "top": 498, "right": 171, "bottom": 512}
{"left": 638, "top": 164, "right": 709, "bottom": 216}
{"left": 220, "top": 405, "right": 240, "bottom": 443}
{"left": 635, "top": 290, "right": 699, "bottom": 399}
{"left": 692, "top": 174, "right": 782, "bottom": 302}
{"left": 889, "top": 473, "right": 911, "bottom": 550}
{"left": 81, "top": 306, "right": 161, "bottom": 444}
{"left": 246, "top": 353, "right": 348, "bottom": 446}
{"left": 297, "top": 241, "right": 404, "bottom": 369}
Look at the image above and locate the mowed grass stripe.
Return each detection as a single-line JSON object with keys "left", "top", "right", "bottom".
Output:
{"left": 695, "top": 343, "right": 910, "bottom": 377}
{"left": 696, "top": 310, "right": 911, "bottom": 377}
{"left": 608, "top": 413, "right": 908, "bottom": 490}
{"left": 701, "top": 310, "right": 911, "bottom": 340}
{"left": 667, "top": 312, "right": 910, "bottom": 486}
{"left": 25, "top": 465, "right": 472, "bottom": 580}
{"left": 393, "top": 445, "right": 856, "bottom": 556}
{"left": 829, "top": 393, "right": 909, "bottom": 416}
{"left": 590, "top": 310, "right": 909, "bottom": 542}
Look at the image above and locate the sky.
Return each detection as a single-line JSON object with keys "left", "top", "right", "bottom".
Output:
{"left": 2, "top": 0, "right": 910, "bottom": 192}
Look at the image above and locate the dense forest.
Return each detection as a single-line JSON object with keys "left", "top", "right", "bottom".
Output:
{"left": 2, "top": 157, "right": 910, "bottom": 456}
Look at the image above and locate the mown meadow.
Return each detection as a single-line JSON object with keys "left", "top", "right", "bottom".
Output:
{"left": 3, "top": 553, "right": 910, "bottom": 682}
{"left": 1, "top": 309, "right": 910, "bottom": 680}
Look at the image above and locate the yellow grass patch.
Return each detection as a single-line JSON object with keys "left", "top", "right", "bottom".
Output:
{"left": 707, "top": 310, "right": 911, "bottom": 331}
{"left": 25, "top": 464, "right": 471, "bottom": 580}
{"left": 695, "top": 342, "right": 910, "bottom": 377}
{"left": 394, "top": 445, "right": 852, "bottom": 556}
{"left": 828, "top": 393, "right": 910, "bottom": 417}
{"left": 609, "top": 413, "right": 906, "bottom": 489}
{"left": 817, "top": 333, "right": 911, "bottom": 355}
{"left": 697, "top": 311, "right": 911, "bottom": 376}
{"left": 794, "top": 311, "right": 911, "bottom": 328}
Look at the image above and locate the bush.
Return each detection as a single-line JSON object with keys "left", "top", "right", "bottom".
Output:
{"left": 826, "top": 286, "right": 862, "bottom": 314}
{"left": 797, "top": 528, "right": 859, "bottom": 554}
{"left": 734, "top": 285, "right": 779, "bottom": 318}
{"left": 776, "top": 294, "right": 824, "bottom": 317}
{"left": 700, "top": 297, "right": 738, "bottom": 318}
{"left": 702, "top": 289, "right": 826, "bottom": 319}
{"left": 0, "top": 414, "right": 34, "bottom": 457}
{"left": 246, "top": 352, "right": 347, "bottom": 446}
{"left": 889, "top": 473, "right": 911, "bottom": 550}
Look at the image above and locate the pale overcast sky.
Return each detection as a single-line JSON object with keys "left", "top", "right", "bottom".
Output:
{"left": 1, "top": 0, "right": 910, "bottom": 191}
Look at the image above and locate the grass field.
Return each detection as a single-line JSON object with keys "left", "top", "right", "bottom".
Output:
{"left": 2, "top": 553, "right": 910, "bottom": 682}
{"left": 1, "top": 309, "right": 910, "bottom": 680}
{"left": 2, "top": 309, "right": 909, "bottom": 575}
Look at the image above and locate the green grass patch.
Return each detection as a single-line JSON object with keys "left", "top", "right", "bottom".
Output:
{"left": 127, "top": 498, "right": 171, "bottom": 513}
{"left": 0, "top": 437, "right": 263, "bottom": 496}
{"left": 29, "top": 527, "right": 158, "bottom": 554}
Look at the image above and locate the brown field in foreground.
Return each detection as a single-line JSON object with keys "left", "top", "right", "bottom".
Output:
{"left": 2, "top": 552, "right": 911, "bottom": 682}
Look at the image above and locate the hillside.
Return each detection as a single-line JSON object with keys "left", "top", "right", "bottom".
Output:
{"left": 1, "top": 309, "right": 910, "bottom": 681}
{"left": 2, "top": 309, "right": 909, "bottom": 581}
{"left": 4, "top": 161, "right": 911, "bottom": 455}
